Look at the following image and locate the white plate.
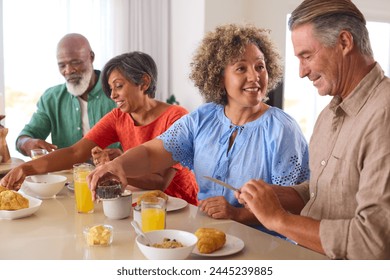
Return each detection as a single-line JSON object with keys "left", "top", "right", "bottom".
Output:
{"left": 0, "top": 193, "right": 42, "bottom": 220}
{"left": 192, "top": 234, "right": 245, "bottom": 257}
{"left": 0, "top": 157, "right": 24, "bottom": 175}
{"left": 167, "top": 196, "right": 188, "bottom": 212}
{"left": 132, "top": 193, "right": 188, "bottom": 212}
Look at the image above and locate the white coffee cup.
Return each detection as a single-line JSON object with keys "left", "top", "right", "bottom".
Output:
{"left": 102, "top": 190, "right": 132, "bottom": 219}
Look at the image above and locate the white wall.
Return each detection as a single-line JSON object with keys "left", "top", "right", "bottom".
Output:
{"left": 170, "top": 0, "right": 390, "bottom": 112}
{"left": 170, "top": 0, "right": 205, "bottom": 111}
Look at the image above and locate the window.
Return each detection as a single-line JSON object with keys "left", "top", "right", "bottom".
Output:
{"left": 283, "top": 20, "right": 390, "bottom": 141}
{"left": 2, "top": 0, "right": 169, "bottom": 160}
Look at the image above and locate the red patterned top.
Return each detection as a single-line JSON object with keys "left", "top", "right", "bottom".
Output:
{"left": 85, "top": 105, "right": 198, "bottom": 205}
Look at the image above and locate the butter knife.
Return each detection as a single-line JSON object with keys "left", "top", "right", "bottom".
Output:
{"left": 203, "top": 176, "right": 240, "bottom": 192}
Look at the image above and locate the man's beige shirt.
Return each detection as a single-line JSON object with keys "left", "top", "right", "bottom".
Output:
{"left": 293, "top": 63, "right": 390, "bottom": 259}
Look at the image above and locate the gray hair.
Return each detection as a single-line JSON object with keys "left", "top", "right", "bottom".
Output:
{"left": 288, "top": 0, "right": 373, "bottom": 57}
{"left": 101, "top": 51, "right": 158, "bottom": 98}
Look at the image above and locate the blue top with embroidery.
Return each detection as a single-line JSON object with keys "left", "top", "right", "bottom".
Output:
{"left": 158, "top": 102, "right": 309, "bottom": 206}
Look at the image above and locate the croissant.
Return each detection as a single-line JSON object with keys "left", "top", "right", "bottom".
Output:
{"left": 195, "top": 228, "right": 226, "bottom": 254}
{"left": 0, "top": 190, "right": 29, "bottom": 210}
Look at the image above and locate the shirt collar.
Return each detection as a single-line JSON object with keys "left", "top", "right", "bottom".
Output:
{"left": 339, "top": 63, "right": 385, "bottom": 117}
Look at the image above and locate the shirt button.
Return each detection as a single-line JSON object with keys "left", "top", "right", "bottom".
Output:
{"left": 77, "top": 127, "right": 81, "bottom": 130}
{"left": 321, "top": 160, "right": 326, "bottom": 166}
{"left": 311, "top": 192, "right": 315, "bottom": 198}
{"left": 76, "top": 107, "right": 79, "bottom": 111}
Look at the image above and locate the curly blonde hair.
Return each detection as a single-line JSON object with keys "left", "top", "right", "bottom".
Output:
{"left": 190, "top": 23, "right": 283, "bottom": 105}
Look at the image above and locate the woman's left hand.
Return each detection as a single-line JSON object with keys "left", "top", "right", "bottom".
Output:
{"left": 198, "top": 196, "right": 239, "bottom": 220}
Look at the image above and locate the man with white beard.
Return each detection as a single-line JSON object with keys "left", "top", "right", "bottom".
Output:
{"left": 16, "top": 33, "right": 119, "bottom": 157}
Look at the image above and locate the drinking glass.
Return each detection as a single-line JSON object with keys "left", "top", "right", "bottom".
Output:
{"left": 31, "top": 149, "right": 48, "bottom": 159}
{"left": 73, "top": 163, "right": 94, "bottom": 213}
{"left": 141, "top": 197, "right": 166, "bottom": 232}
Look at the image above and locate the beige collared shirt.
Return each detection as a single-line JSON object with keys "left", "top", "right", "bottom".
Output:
{"left": 293, "top": 63, "right": 390, "bottom": 259}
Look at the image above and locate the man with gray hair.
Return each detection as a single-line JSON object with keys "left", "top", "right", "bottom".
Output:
{"left": 236, "top": 0, "right": 390, "bottom": 259}
{"left": 16, "top": 33, "right": 119, "bottom": 157}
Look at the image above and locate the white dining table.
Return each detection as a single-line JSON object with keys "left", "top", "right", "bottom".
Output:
{"left": 0, "top": 173, "right": 327, "bottom": 260}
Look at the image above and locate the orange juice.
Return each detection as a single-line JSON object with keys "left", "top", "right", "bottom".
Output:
{"left": 73, "top": 164, "right": 94, "bottom": 213}
{"left": 141, "top": 207, "right": 166, "bottom": 232}
{"left": 74, "top": 179, "right": 94, "bottom": 213}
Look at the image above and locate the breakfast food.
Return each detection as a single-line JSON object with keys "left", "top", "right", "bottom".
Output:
{"left": 0, "top": 185, "right": 7, "bottom": 193}
{"left": 152, "top": 238, "right": 184, "bottom": 249}
{"left": 86, "top": 225, "right": 113, "bottom": 246}
{"left": 0, "top": 189, "right": 29, "bottom": 210}
{"left": 96, "top": 178, "right": 122, "bottom": 199}
{"left": 136, "top": 190, "right": 169, "bottom": 205}
{"left": 195, "top": 228, "right": 226, "bottom": 254}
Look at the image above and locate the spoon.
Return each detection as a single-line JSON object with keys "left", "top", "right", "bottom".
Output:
{"left": 131, "top": 220, "right": 151, "bottom": 246}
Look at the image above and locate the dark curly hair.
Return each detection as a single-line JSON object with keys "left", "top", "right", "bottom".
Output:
{"left": 101, "top": 51, "right": 158, "bottom": 99}
{"left": 189, "top": 23, "right": 283, "bottom": 105}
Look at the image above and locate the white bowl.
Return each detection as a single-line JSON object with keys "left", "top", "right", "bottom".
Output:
{"left": 102, "top": 190, "right": 132, "bottom": 219}
{"left": 23, "top": 174, "right": 67, "bottom": 199}
{"left": 136, "top": 229, "right": 198, "bottom": 260}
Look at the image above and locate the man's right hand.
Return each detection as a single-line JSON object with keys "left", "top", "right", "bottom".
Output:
{"left": 17, "top": 136, "right": 57, "bottom": 157}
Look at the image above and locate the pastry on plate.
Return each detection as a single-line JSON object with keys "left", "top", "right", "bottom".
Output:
{"left": 195, "top": 227, "right": 226, "bottom": 254}
{"left": 0, "top": 185, "right": 7, "bottom": 193}
{"left": 0, "top": 190, "right": 29, "bottom": 210}
{"left": 136, "top": 190, "right": 168, "bottom": 205}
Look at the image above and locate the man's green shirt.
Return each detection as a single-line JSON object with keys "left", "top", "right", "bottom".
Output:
{"left": 17, "top": 70, "right": 120, "bottom": 152}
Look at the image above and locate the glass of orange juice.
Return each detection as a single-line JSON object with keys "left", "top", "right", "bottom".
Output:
{"left": 141, "top": 197, "right": 166, "bottom": 232}
{"left": 73, "top": 163, "right": 94, "bottom": 213}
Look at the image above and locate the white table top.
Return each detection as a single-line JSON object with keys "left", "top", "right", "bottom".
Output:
{"left": 0, "top": 179, "right": 327, "bottom": 260}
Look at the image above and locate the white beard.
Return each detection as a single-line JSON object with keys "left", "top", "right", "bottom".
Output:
{"left": 66, "top": 66, "right": 94, "bottom": 97}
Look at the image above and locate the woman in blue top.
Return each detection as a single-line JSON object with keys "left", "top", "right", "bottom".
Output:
{"left": 88, "top": 24, "right": 309, "bottom": 235}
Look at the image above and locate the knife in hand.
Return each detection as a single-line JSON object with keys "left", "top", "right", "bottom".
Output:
{"left": 203, "top": 176, "right": 240, "bottom": 192}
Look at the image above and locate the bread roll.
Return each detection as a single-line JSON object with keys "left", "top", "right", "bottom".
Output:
{"left": 195, "top": 228, "right": 226, "bottom": 254}
{"left": 0, "top": 185, "right": 7, "bottom": 193}
{"left": 0, "top": 190, "right": 29, "bottom": 210}
{"left": 136, "top": 190, "right": 168, "bottom": 205}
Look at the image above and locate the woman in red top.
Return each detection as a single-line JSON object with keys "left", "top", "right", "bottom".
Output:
{"left": 85, "top": 52, "right": 198, "bottom": 204}
{"left": 1, "top": 52, "right": 198, "bottom": 205}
